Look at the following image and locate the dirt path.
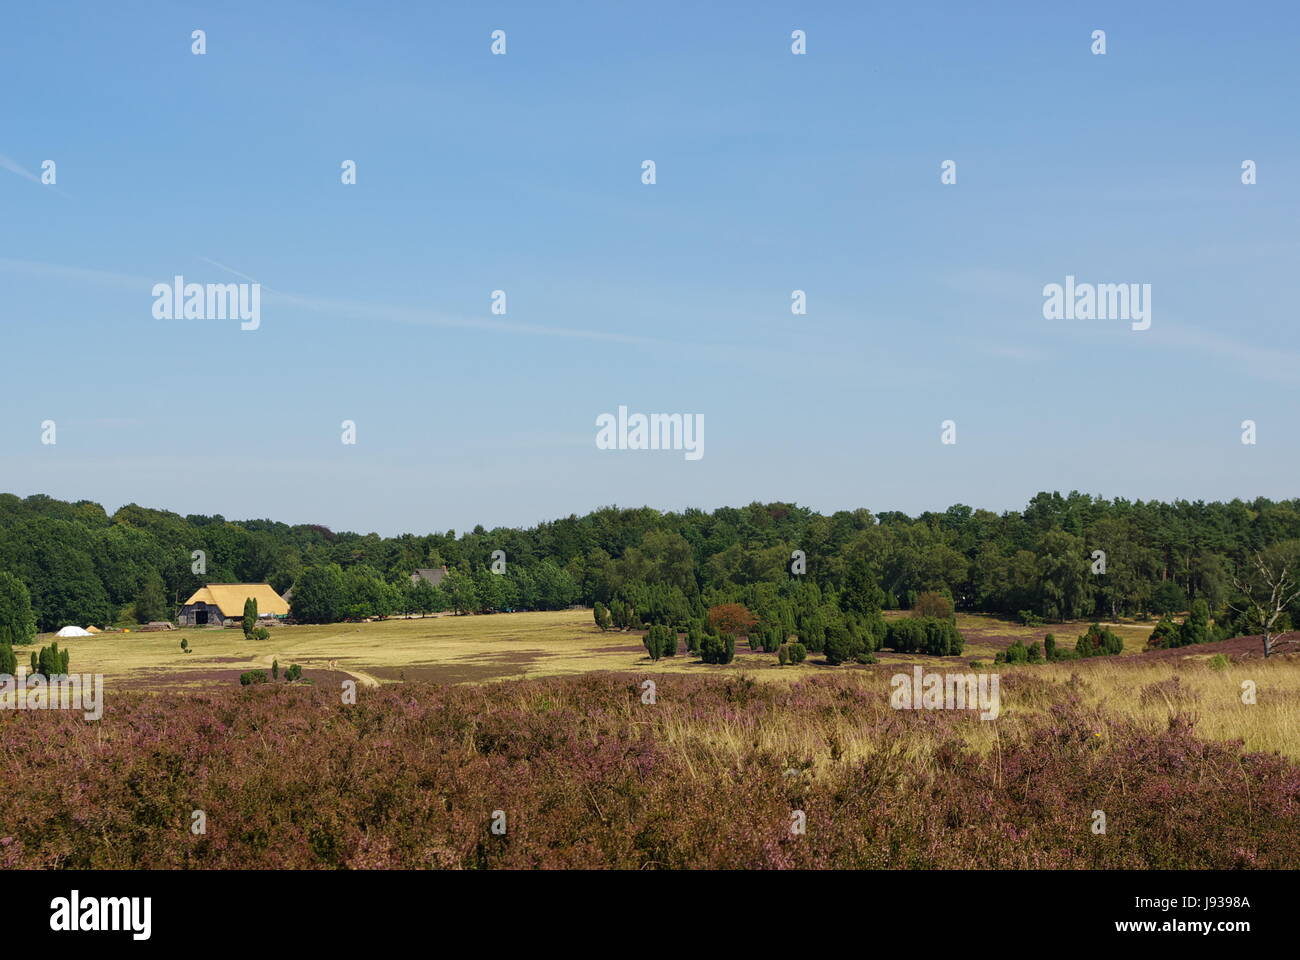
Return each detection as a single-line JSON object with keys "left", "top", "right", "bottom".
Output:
{"left": 255, "top": 654, "right": 381, "bottom": 688}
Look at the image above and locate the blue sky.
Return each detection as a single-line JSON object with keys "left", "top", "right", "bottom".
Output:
{"left": 2, "top": 1, "right": 1298, "bottom": 536}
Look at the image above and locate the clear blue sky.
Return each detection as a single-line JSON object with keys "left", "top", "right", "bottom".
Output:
{"left": 2, "top": 1, "right": 1298, "bottom": 536}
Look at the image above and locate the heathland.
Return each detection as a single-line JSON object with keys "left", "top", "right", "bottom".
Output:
{"left": 3, "top": 490, "right": 1300, "bottom": 868}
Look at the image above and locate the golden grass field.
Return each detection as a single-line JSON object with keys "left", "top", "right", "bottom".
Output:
{"left": 39, "top": 608, "right": 1300, "bottom": 760}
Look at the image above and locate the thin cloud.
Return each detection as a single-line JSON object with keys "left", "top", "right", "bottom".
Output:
{"left": 0, "top": 153, "right": 72, "bottom": 197}
{"left": 200, "top": 256, "right": 666, "bottom": 346}
{"left": 0, "top": 153, "right": 42, "bottom": 184}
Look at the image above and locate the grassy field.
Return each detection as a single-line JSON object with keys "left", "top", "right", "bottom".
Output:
{"left": 38, "top": 608, "right": 1300, "bottom": 760}
{"left": 52, "top": 609, "right": 1155, "bottom": 690}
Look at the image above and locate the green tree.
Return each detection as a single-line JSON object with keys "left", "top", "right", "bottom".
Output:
{"left": 1035, "top": 529, "right": 1092, "bottom": 621}
{"left": 134, "top": 570, "right": 169, "bottom": 623}
{"left": 243, "top": 596, "right": 258, "bottom": 637}
{"left": 1178, "top": 599, "right": 1211, "bottom": 647}
{"left": 340, "top": 564, "right": 392, "bottom": 619}
{"left": 410, "top": 578, "right": 443, "bottom": 617}
{"left": 1152, "top": 580, "right": 1185, "bottom": 616}
{"left": 290, "top": 565, "right": 345, "bottom": 624}
{"left": 0, "top": 572, "right": 37, "bottom": 646}
{"left": 0, "top": 517, "right": 112, "bottom": 630}
{"left": 440, "top": 568, "right": 479, "bottom": 615}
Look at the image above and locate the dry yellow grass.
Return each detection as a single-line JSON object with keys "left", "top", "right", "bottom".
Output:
{"left": 49, "top": 610, "right": 812, "bottom": 689}
{"left": 41, "top": 609, "right": 1300, "bottom": 761}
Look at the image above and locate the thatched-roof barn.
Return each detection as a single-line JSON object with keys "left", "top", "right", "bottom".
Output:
{"left": 179, "top": 584, "right": 290, "bottom": 627}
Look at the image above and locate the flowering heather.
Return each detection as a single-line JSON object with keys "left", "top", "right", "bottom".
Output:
{"left": 0, "top": 672, "right": 1297, "bottom": 869}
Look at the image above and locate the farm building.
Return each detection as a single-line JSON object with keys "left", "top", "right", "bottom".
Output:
{"left": 178, "top": 583, "right": 290, "bottom": 627}
{"left": 410, "top": 566, "right": 448, "bottom": 588}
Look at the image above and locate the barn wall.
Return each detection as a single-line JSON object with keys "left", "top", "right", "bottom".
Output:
{"left": 178, "top": 602, "right": 228, "bottom": 626}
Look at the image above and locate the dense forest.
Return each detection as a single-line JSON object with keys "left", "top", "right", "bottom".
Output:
{"left": 1, "top": 491, "right": 1298, "bottom": 650}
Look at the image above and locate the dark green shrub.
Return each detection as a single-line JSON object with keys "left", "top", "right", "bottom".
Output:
{"left": 686, "top": 620, "right": 705, "bottom": 655}
{"left": 796, "top": 611, "right": 826, "bottom": 653}
{"left": 700, "top": 631, "right": 735, "bottom": 665}
{"left": 887, "top": 617, "right": 961, "bottom": 656}
{"left": 31, "top": 641, "right": 68, "bottom": 678}
{"left": 239, "top": 670, "right": 269, "bottom": 686}
{"left": 886, "top": 618, "right": 925, "bottom": 654}
{"left": 823, "top": 619, "right": 863, "bottom": 665}
{"left": 1076, "top": 623, "right": 1124, "bottom": 658}
{"left": 642, "top": 625, "right": 663, "bottom": 661}
{"left": 1178, "top": 600, "right": 1211, "bottom": 647}
{"left": 1146, "top": 617, "right": 1179, "bottom": 649}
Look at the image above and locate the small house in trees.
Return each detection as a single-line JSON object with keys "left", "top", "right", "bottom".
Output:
{"left": 410, "top": 566, "right": 448, "bottom": 588}
{"left": 179, "top": 584, "right": 290, "bottom": 627}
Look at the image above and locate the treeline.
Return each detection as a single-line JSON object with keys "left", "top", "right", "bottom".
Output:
{"left": 1, "top": 491, "right": 1299, "bottom": 637}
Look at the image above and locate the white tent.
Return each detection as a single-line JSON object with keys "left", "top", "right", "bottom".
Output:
{"left": 55, "top": 626, "right": 92, "bottom": 638}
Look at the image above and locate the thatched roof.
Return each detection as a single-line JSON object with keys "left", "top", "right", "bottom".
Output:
{"left": 182, "top": 584, "right": 290, "bottom": 618}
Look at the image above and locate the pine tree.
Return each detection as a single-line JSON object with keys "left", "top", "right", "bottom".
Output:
{"left": 243, "top": 597, "right": 258, "bottom": 638}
